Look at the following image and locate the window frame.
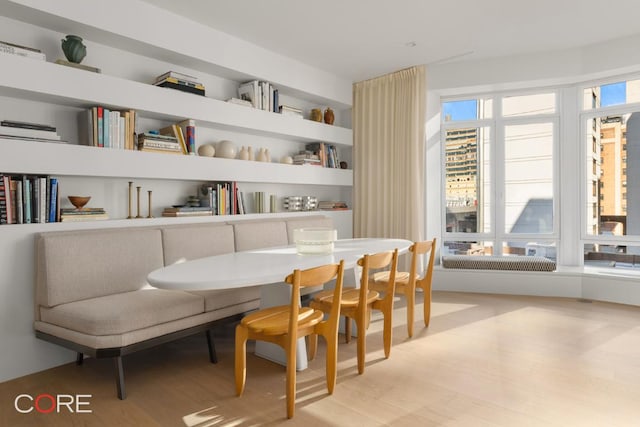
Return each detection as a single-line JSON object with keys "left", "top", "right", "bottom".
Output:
{"left": 579, "top": 80, "right": 640, "bottom": 247}
{"left": 441, "top": 89, "right": 560, "bottom": 257}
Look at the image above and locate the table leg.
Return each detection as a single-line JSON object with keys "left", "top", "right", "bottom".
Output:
{"left": 254, "top": 282, "right": 309, "bottom": 371}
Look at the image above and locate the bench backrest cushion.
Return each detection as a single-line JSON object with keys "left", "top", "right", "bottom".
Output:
{"left": 285, "top": 216, "right": 334, "bottom": 244}
{"left": 36, "top": 228, "right": 164, "bottom": 308}
{"left": 233, "top": 220, "right": 288, "bottom": 251}
{"left": 161, "top": 224, "right": 235, "bottom": 265}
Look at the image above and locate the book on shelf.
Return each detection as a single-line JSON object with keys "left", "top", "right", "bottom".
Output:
{"left": 279, "top": 105, "right": 303, "bottom": 118}
{"left": 60, "top": 213, "right": 109, "bottom": 221}
{"left": 0, "top": 174, "right": 59, "bottom": 224}
{"left": 155, "top": 80, "right": 205, "bottom": 96}
{"left": 199, "top": 182, "right": 244, "bottom": 215}
{"left": 318, "top": 201, "right": 348, "bottom": 210}
{"left": 154, "top": 76, "right": 205, "bottom": 90}
{"left": 0, "top": 123, "right": 61, "bottom": 140}
{"left": 238, "top": 80, "right": 260, "bottom": 109}
{"left": 226, "top": 97, "right": 252, "bottom": 108}
{"left": 154, "top": 71, "right": 199, "bottom": 84}
{"left": 163, "top": 206, "right": 212, "bottom": 213}
{"left": 60, "top": 207, "right": 107, "bottom": 222}
{"left": 305, "top": 142, "right": 340, "bottom": 168}
{"left": 162, "top": 205, "right": 212, "bottom": 217}
{"left": 237, "top": 80, "right": 278, "bottom": 111}
{"left": 161, "top": 210, "right": 212, "bottom": 217}
{"left": 81, "top": 106, "right": 136, "bottom": 149}
{"left": 176, "top": 119, "right": 196, "bottom": 155}
{"left": 1, "top": 120, "right": 56, "bottom": 132}
{"left": 0, "top": 40, "right": 46, "bottom": 61}
{"left": 159, "top": 124, "right": 188, "bottom": 155}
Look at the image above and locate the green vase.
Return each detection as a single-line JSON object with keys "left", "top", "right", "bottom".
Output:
{"left": 61, "top": 35, "right": 87, "bottom": 64}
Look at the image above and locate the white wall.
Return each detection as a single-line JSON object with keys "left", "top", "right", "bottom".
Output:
{"left": 0, "top": 7, "right": 352, "bottom": 382}
{"left": 427, "top": 32, "right": 640, "bottom": 306}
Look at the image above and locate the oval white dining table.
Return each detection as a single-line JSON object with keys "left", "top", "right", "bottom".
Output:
{"left": 148, "top": 238, "right": 412, "bottom": 290}
{"left": 147, "top": 238, "right": 412, "bottom": 369}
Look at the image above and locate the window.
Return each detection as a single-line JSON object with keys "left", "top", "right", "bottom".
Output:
{"left": 442, "top": 92, "right": 558, "bottom": 260}
{"left": 583, "top": 78, "right": 640, "bottom": 269}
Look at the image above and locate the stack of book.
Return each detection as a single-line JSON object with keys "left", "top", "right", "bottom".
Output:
{"left": 0, "top": 174, "right": 59, "bottom": 224}
{"left": 305, "top": 142, "right": 340, "bottom": 168}
{"left": 292, "top": 152, "right": 321, "bottom": 166}
{"left": 318, "top": 201, "right": 348, "bottom": 210}
{"left": 153, "top": 71, "right": 205, "bottom": 96}
{"left": 0, "top": 40, "right": 45, "bottom": 61}
{"left": 200, "top": 182, "right": 245, "bottom": 215}
{"left": 60, "top": 207, "right": 108, "bottom": 222}
{"left": 162, "top": 206, "right": 212, "bottom": 217}
{"left": 238, "top": 80, "right": 278, "bottom": 112}
{"left": 80, "top": 106, "right": 136, "bottom": 149}
{"left": 0, "top": 120, "right": 64, "bottom": 143}
{"left": 279, "top": 105, "right": 303, "bottom": 119}
{"left": 137, "top": 132, "right": 182, "bottom": 154}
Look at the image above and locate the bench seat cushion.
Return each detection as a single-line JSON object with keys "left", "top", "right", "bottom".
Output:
{"left": 188, "top": 286, "right": 261, "bottom": 312}
{"left": 40, "top": 289, "right": 204, "bottom": 336}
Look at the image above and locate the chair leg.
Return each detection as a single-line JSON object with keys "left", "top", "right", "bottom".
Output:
{"left": 76, "top": 352, "right": 84, "bottom": 366}
{"left": 406, "top": 288, "right": 415, "bottom": 338}
{"left": 423, "top": 285, "right": 432, "bottom": 327}
{"left": 355, "top": 317, "right": 366, "bottom": 375}
{"left": 307, "top": 334, "right": 318, "bottom": 361}
{"left": 344, "top": 316, "right": 351, "bottom": 343}
{"left": 325, "top": 333, "right": 338, "bottom": 394}
{"left": 285, "top": 338, "right": 297, "bottom": 419}
{"left": 234, "top": 325, "right": 248, "bottom": 397}
{"left": 114, "top": 356, "right": 126, "bottom": 400}
{"left": 206, "top": 330, "right": 218, "bottom": 364}
{"left": 382, "top": 302, "right": 393, "bottom": 359}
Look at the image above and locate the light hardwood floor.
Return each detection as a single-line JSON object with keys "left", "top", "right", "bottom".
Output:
{"left": 2, "top": 291, "right": 640, "bottom": 426}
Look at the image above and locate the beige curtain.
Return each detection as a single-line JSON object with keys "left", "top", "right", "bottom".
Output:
{"left": 353, "top": 65, "right": 426, "bottom": 241}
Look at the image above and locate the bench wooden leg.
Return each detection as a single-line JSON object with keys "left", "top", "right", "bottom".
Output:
{"left": 206, "top": 330, "right": 218, "bottom": 364}
{"left": 114, "top": 356, "right": 126, "bottom": 400}
{"left": 76, "top": 352, "right": 84, "bottom": 365}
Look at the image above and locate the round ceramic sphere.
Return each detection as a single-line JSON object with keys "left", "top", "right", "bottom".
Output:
{"left": 197, "top": 144, "right": 215, "bottom": 157}
{"left": 216, "top": 140, "right": 237, "bottom": 159}
{"left": 281, "top": 156, "right": 293, "bottom": 164}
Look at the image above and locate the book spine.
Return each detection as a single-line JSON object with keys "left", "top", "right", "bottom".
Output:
{"left": 9, "top": 177, "right": 17, "bottom": 224}
{"left": 186, "top": 125, "right": 195, "bottom": 155}
{"left": 2, "top": 175, "right": 13, "bottom": 224}
{"left": 49, "top": 178, "right": 58, "bottom": 223}
{"left": 23, "top": 176, "right": 31, "bottom": 224}
{"left": 39, "top": 177, "right": 46, "bottom": 223}
{"left": 0, "top": 175, "right": 6, "bottom": 224}
{"left": 31, "top": 177, "right": 39, "bottom": 223}
{"left": 15, "top": 179, "right": 23, "bottom": 224}
{"left": 103, "top": 108, "right": 110, "bottom": 148}
{"left": 97, "top": 106, "right": 104, "bottom": 148}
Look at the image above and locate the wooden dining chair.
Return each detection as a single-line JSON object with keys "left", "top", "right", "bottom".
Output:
{"left": 235, "top": 260, "right": 345, "bottom": 419}
{"left": 309, "top": 249, "right": 398, "bottom": 375}
{"left": 370, "top": 238, "right": 437, "bottom": 337}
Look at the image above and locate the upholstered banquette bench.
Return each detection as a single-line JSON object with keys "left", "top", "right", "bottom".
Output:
{"left": 34, "top": 215, "right": 333, "bottom": 399}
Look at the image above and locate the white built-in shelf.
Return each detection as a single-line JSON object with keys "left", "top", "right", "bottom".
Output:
{"left": 1, "top": 0, "right": 352, "bottom": 108}
{"left": 0, "top": 54, "right": 352, "bottom": 146}
{"left": 0, "top": 139, "right": 352, "bottom": 186}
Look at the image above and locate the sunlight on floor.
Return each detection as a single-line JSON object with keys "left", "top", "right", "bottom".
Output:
{"left": 183, "top": 406, "right": 247, "bottom": 427}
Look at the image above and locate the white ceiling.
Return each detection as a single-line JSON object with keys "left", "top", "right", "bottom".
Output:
{"left": 147, "top": 0, "right": 640, "bottom": 82}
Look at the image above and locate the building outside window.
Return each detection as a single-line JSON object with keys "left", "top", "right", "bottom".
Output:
{"left": 582, "top": 78, "right": 640, "bottom": 269}
{"left": 441, "top": 92, "right": 558, "bottom": 260}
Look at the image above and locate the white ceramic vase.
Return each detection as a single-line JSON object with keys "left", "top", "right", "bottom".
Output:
{"left": 216, "top": 140, "right": 237, "bottom": 159}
